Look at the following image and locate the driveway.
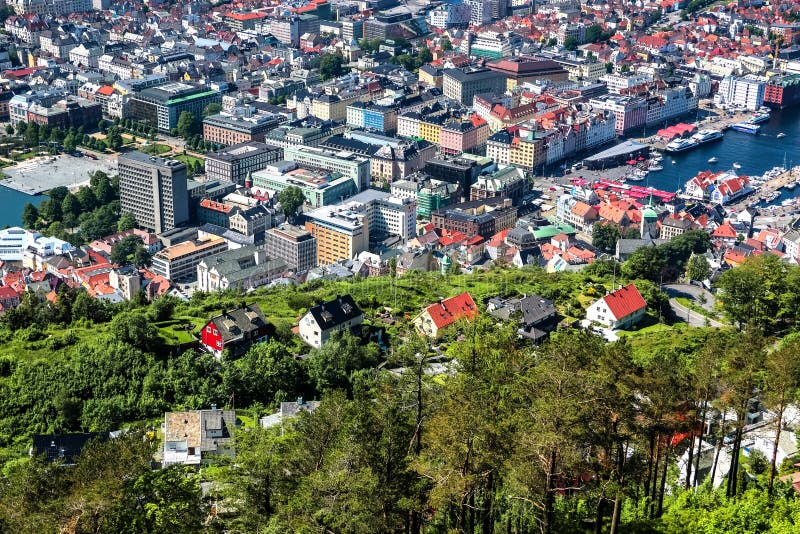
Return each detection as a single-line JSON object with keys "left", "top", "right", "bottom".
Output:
{"left": 663, "top": 284, "right": 726, "bottom": 328}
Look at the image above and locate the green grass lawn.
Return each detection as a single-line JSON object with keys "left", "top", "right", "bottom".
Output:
{"left": 674, "top": 297, "right": 723, "bottom": 322}
{"left": 616, "top": 314, "right": 673, "bottom": 337}
{"left": 173, "top": 154, "right": 204, "bottom": 168}
{"left": 140, "top": 143, "right": 172, "bottom": 156}
{"left": 155, "top": 316, "right": 206, "bottom": 346}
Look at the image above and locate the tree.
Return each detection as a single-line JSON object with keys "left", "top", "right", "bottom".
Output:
{"left": 176, "top": 111, "right": 199, "bottom": 139}
{"left": 592, "top": 222, "right": 621, "bottom": 252}
{"left": 132, "top": 246, "right": 151, "bottom": 268}
{"left": 203, "top": 102, "right": 222, "bottom": 117}
{"left": 319, "top": 52, "right": 346, "bottom": 81}
{"left": 621, "top": 245, "right": 666, "bottom": 281}
{"left": 21, "top": 202, "right": 39, "bottom": 228}
{"left": 764, "top": 335, "right": 800, "bottom": 493}
{"left": 276, "top": 185, "right": 305, "bottom": 220}
{"left": 111, "top": 235, "right": 145, "bottom": 265}
{"left": 5, "top": 123, "right": 13, "bottom": 135}
{"left": 60, "top": 193, "right": 81, "bottom": 220}
{"left": 418, "top": 47, "right": 433, "bottom": 65}
{"left": 76, "top": 186, "right": 98, "bottom": 212}
{"left": 98, "top": 119, "right": 107, "bottom": 133}
{"left": 441, "top": 38, "right": 453, "bottom": 51}
{"left": 686, "top": 253, "right": 710, "bottom": 282}
{"left": 63, "top": 132, "right": 76, "bottom": 153}
{"left": 118, "top": 212, "right": 137, "bottom": 232}
{"left": 24, "top": 121, "right": 39, "bottom": 147}
{"left": 563, "top": 36, "right": 579, "bottom": 50}
{"left": 605, "top": 61, "right": 614, "bottom": 74}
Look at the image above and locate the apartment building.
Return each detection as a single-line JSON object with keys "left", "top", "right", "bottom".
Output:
{"left": 304, "top": 205, "right": 369, "bottom": 266}
{"left": 282, "top": 145, "right": 370, "bottom": 192}
{"left": 265, "top": 225, "right": 317, "bottom": 271}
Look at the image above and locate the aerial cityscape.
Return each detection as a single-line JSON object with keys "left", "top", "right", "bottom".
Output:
{"left": 2, "top": 0, "right": 800, "bottom": 530}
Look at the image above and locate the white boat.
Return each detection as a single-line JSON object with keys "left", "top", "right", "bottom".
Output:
{"left": 733, "top": 162, "right": 742, "bottom": 169}
{"left": 627, "top": 173, "right": 646, "bottom": 182}
{"left": 665, "top": 137, "right": 700, "bottom": 152}
{"left": 782, "top": 198, "right": 794, "bottom": 206}
{"left": 708, "top": 157, "right": 718, "bottom": 163}
{"left": 777, "top": 132, "right": 787, "bottom": 139}
{"left": 649, "top": 164, "right": 664, "bottom": 171}
{"left": 786, "top": 182, "right": 797, "bottom": 191}
{"left": 672, "top": 159, "right": 677, "bottom": 164}
{"left": 691, "top": 129, "right": 724, "bottom": 145}
{"left": 731, "top": 122, "right": 760, "bottom": 134}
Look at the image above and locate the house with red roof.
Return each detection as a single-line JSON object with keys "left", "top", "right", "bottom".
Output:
{"left": 712, "top": 221, "right": 738, "bottom": 245}
{"left": 586, "top": 284, "right": 647, "bottom": 330}
{"left": 413, "top": 291, "right": 478, "bottom": 338}
{"left": 0, "top": 286, "right": 21, "bottom": 311}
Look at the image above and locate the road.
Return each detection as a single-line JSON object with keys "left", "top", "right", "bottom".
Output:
{"left": 663, "top": 284, "right": 726, "bottom": 328}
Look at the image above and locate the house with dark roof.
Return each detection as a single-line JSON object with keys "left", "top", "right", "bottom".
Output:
{"left": 200, "top": 304, "right": 273, "bottom": 357}
{"left": 586, "top": 284, "right": 647, "bottom": 329}
{"left": 487, "top": 294, "right": 558, "bottom": 341}
{"left": 298, "top": 294, "right": 363, "bottom": 348}
{"left": 31, "top": 432, "right": 110, "bottom": 465}
{"left": 413, "top": 291, "right": 478, "bottom": 337}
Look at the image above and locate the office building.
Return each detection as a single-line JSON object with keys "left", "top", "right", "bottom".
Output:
{"left": 251, "top": 161, "right": 357, "bottom": 208}
{"left": 151, "top": 235, "right": 228, "bottom": 281}
{"left": 486, "top": 57, "right": 569, "bottom": 90}
{"left": 265, "top": 225, "right": 317, "bottom": 271}
{"left": 442, "top": 68, "right": 507, "bottom": 106}
{"left": 118, "top": 152, "right": 189, "bottom": 234}
{"left": 202, "top": 111, "right": 284, "bottom": 146}
{"left": 205, "top": 142, "right": 283, "bottom": 185}
{"left": 282, "top": 145, "right": 370, "bottom": 191}
{"left": 129, "top": 82, "right": 221, "bottom": 132}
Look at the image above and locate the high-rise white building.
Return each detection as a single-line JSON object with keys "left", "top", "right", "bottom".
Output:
{"left": 714, "top": 75, "right": 766, "bottom": 110}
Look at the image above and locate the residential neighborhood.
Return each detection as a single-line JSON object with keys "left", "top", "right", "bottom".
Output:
{"left": 2, "top": 0, "right": 800, "bottom": 528}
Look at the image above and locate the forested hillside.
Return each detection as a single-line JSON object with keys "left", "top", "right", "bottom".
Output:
{"left": 2, "top": 251, "right": 800, "bottom": 533}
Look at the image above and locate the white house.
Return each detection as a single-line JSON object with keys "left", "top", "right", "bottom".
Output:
{"left": 586, "top": 284, "right": 647, "bottom": 329}
{"left": 298, "top": 295, "right": 363, "bottom": 348}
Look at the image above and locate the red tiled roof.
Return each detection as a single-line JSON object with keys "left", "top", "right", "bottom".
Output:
{"left": 96, "top": 85, "right": 114, "bottom": 96}
{"left": 0, "top": 286, "right": 19, "bottom": 299}
{"left": 225, "top": 11, "right": 264, "bottom": 20}
{"left": 602, "top": 284, "right": 647, "bottom": 320}
{"left": 712, "top": 222, "right": 738, "bottom": 239}
{"left": 425, "top": 291, "right": 478, "bottom": 329}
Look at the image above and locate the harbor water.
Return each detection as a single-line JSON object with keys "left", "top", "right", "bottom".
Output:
{"left": 642, "top": 106, "right": 800, "bottom": 205}
{"left": 0, "top": 184, "right": 44, "bottom": 229}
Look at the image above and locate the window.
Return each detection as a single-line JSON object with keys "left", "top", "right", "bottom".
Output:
{"left": 206, "top": 326, "right": 211, "bottom": 333}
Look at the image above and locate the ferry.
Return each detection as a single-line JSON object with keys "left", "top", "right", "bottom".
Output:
{"left": 691, "top": 129, "right": 724, "bottom": 145}
{"left": 665, "top": 137, "right": 699, "bottom": 152}
{"left": 731, "top": 122, "right": 760, "bottom": 134}
{"left": 747, "top": 110, "right": 770, "bottom": 124}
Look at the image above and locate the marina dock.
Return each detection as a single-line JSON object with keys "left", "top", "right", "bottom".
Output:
{"left": 637, "top": 108, "right": 758, "bottom": 151}
{"left": 729, "top": 166, "right": 800, "bottom": 213}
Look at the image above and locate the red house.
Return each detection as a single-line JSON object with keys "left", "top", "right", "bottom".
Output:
{"left": 413, "top": 291, "right": 478, "bottom": 337}
{"left": 200, "top": 304, "right": 272, "bottom": 357}
{"left": 0, "top": 286, "right": 21, "bottom": 312}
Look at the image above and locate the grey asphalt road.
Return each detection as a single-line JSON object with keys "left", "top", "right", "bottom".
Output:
{"left": 663, "top": 283, "right": 726, "bottom": 328}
